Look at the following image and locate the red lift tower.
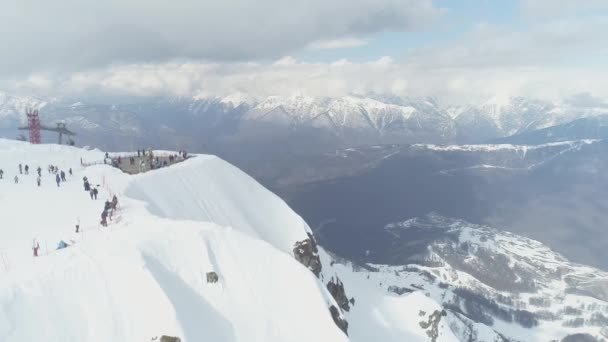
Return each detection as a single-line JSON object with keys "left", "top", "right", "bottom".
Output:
{"left": 25, "top": 108, "right": 42, "bottom": 144}
{"left": 18, "top": 109, "right": 77, "bottom": 145}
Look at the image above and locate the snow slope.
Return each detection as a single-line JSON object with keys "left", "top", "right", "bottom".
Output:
{"left": 0, "top": 139, "right": 345, "bottom": 342}
{"left": 0, "top": 139, "right": 466, "bottom": 342}
{"left": 4, "top": 139, "right": 605, "bottom": 341}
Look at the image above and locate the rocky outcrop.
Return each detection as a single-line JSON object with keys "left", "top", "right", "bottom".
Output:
{"left": 293, "top": 233, "right": 322, "bottom": 278}
{"left": 419, "top": 310, "right": 447, "bottom": 342}
{"left": 206, "top": 271, "right": 219, "bottom": 283}
{"left": 561, "top": 333, "right": 599, "bottom": 342}
{"left": 152, "top": 336, "right": 181, "bottom": 342}
{"left": 327, "top": 277, "right": 351, "bottom": 312}
{"left": 329, "top": 305, "right": 348, "bottom": 335}
{"left": 293, "top": 234, "right": 353, "bottom": 335}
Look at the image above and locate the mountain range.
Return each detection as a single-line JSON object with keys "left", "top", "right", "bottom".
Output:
{"left": 1, "top": 92, "right": 607, "bottom": 154}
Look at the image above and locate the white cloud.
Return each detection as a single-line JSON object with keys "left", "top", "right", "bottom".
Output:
{"left": 404, "top": 16, "right": 608, "bottom": 69}
{"left": 8, "top": 58, "right": 608, "bottom": 105}
{"left": 0, "top": 0, "right": 440, "bottom": 76}
{"left": 3, "top": 0, "right": 608, "bottom": 105}
{"left": 307, "top": 38, "right": 369, "bottom": 50}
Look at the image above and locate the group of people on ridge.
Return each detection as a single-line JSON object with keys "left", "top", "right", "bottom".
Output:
{"left": 100, "top": 195, "right": 119, "bottom": 227}
{"left": 0, "top": 164, "right": 72, "bottom": 187}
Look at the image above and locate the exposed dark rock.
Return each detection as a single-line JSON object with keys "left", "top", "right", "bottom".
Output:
{"left": 419, "top": 310, "right": 447, "bottom": 342}
{"left": 151, "top": 336, "right": 181, "bottom": 342}
{"left": 293, "top": 233, "right": 322, "bottom": 278}
{"left": 327, "top": 277, "right": 350, "bottom": 312}
{"left": 387, "top": 286, "right": 414, "bottom": 295}
{"left": 206, "top": 272, "right": 219, "bottom": 283}
{"left": 562, "top": 333, "right": 599, "bottom": 342}
{"left": 329, "top": 305, "right": 349, "bottom": 335}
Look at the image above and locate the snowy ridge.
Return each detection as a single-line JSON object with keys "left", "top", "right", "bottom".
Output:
{"left": 0, "top": 139, "right": 345, "bottom": 342}
{"left": 1, "top": 92, "right": 607, "bottom": 146}
{"left": 367, "top": 214, "right": 608, "bottom": 341}
{"left": 0, "top": 139, "right": 469, "bottom": 342}
{"left": 414, "top": 139, "right": 599, "bottom": 153}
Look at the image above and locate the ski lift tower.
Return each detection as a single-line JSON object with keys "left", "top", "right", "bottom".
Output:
{"left": 18, "top": 109, "right": 77, "bottom": 144}
{"left": 25, "top": 108, "right": 41, "bottom": 144}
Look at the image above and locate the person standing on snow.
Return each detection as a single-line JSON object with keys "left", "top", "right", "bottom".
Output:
{"left": 14, "top": 175, "right": 18, "bottom": 184}
{"left": 60, "top": 170, "right": 66, "bottom": 182}
{"left": 100, "top": 210, "right": 108, "bottom": 227}
{"left": 93, "top": 187, "right": 98, "bottom": 200}
{"left": 32, "top": 239, "right": 40, "bottom": 257}
{"left": 104, "top": 200, "right": 113, "bottom": 221}
{"left": 69, "top": 168, "right": 73, "bottom": 176}
{"left": 37, "top": 166, "right": 42, "bottom": 177}
{"left": 24, "top": 165, "right": 29, "bottom": 175}
{"left": 19, "top": 164, "right": 22, "bottom": 174}
{"left": 55, "top": 174, "right": 61, "bottom": 187}
{"left": 90, "top": 188, "right": 95, "bottom": 199}
{"left": 0, "top": 169, "right": 3, "bottom": 179}
{"left": 111, "top": 195, "right": 118, "bottom": 210}
{"left": 36, "top": 176, "right": 41, "bottom": 187}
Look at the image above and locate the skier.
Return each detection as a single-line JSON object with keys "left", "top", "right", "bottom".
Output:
{"left": 32, "top": 239, "right": 40, "bottom": 257}
{"left": 37, "top": 166, "right": 42, "bottom": 177}
{"left": 60, "top": 170, "right": 66, "bottom": 182}
{"left": 0, "top": 168, "right": 3, "bottom": 179}
{"left": 55, "top": 174, "right": 61, "bottom": 187}
{"left": 19, "top": 164, "right": 22, "bottom": 174}
{"left": 104, "top": 200, "right": 112, "bottom": 212}
{"left": 90, "top": 188, "right": 95, "bottom": 200}
{"left": 100, "top": 210, "right": 108, "bottom": 227}
{"left": 14, "top": 175, "right": 18, "bottom": 184}
{"left": 83, "top": 176, "right": 90, "bottom": 191}
{"left": 69, "top": 168, "right": 73, "bottom": 176}
{"left": 24, "top": 165, "right": 29, "bottom": 175}
{"left": 93, "top": 187, "right": 98, "bottom": 200}
{"left": 104, "top": 200, "right": 113, "bottom": 221}
{"left": 36, "top": 176, "right": 41, "bottom": 187}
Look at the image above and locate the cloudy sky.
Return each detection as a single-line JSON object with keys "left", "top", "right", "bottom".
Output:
{"left": 2, "top": 0, "right": 608, "bottom": 103}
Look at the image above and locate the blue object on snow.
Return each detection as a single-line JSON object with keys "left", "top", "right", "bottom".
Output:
{"left": 57, "top": 240, "right": 69, "bottom": 250}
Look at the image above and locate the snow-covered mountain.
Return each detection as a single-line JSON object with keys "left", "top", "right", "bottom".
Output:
{"left": 327, "top": 214, "right": 608, "bottom": 341}
{"left": 0, "top": 139, "right": 460, "bottom": 342}
{"left": 2, "top": 92, "right": 606, "bottom": 151}
{"left": 1, "top": 139, "right": 607, "bottom": 341}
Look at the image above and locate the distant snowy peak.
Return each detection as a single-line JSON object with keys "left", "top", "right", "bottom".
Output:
{"left": 0, "top": 92, "right": 53, "bottom": 122}
{"left": 243, "top": 94, "right": 429, "bottom": 134}
{"left": 218, "top": 92, "right": 258, "bottom": 108}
